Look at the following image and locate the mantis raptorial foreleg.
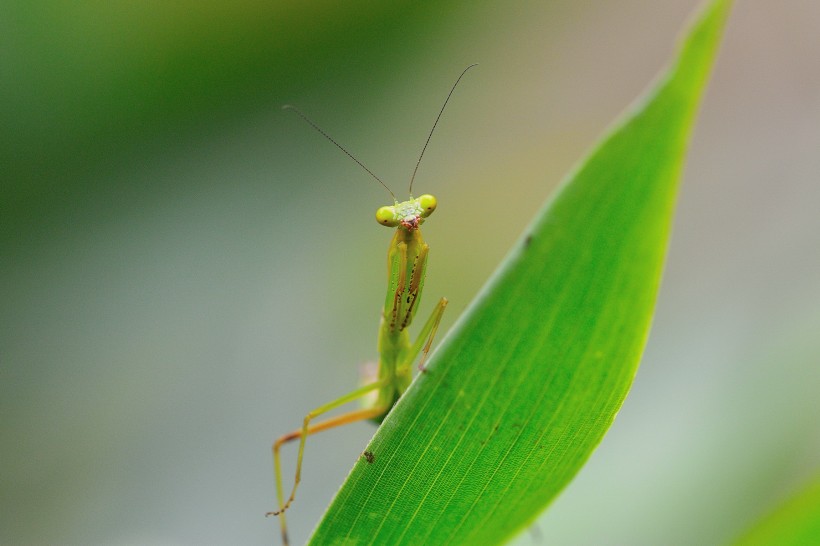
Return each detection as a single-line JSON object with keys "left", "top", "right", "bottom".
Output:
{"left": 408, "top": 297, "right": 448, "bottom": 371}
{"left": 392, "top": 240, "right": 446, "bottom": 372}
{"left": 268, "top": 380, "right": 388, "bottom": 545}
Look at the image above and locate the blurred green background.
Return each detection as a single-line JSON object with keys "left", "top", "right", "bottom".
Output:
{"left": 2, "top": 1, "right": 818, "bottom": 544}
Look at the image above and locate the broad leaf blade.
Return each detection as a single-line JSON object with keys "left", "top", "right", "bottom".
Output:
{"left": 733, "top": 477, "right": 820, "bottom": 546}
{"left": 310, "top": 1, "right": 732, "bottom": 544}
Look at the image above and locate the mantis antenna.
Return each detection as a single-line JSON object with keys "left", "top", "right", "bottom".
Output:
{"left": 408, "top": 63, "right": 478, "bottom": 196}
{"left": 282, "top": 104, "right": 397, "bottom": 202}
{"left": 284, "top": 63, "right": 478, "bottom": 201}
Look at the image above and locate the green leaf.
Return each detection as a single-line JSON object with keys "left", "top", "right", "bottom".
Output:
{"left": 309, "top": 1, "right": 732, "bottom": 544}
{"left": 733, "top": 476, "right": 820, "bottom": 546}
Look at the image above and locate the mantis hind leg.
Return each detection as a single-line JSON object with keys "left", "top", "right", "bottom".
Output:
{"left": 268, "top": 380, "right": 388, "bottom": 545}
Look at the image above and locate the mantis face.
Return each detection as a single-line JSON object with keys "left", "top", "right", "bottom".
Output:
{"left": 375, "top": 194, "right": 437, "bottom": 231}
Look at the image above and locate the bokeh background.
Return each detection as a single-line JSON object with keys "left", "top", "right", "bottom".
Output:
{"left": 2, "top": 1, "right": 818, "bottom": 544}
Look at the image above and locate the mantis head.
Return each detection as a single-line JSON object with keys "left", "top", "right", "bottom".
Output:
{"left": 376, "top": 194, "right": 437, "bottom": 231}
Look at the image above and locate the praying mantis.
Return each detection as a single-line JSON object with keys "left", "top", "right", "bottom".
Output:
{"left": 268, "top": 64, "right": 476, "bottom": 545}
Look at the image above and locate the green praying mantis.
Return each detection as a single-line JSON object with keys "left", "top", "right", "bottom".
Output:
{"left": 268, "top": 64, "right": 476, "bottom": 545}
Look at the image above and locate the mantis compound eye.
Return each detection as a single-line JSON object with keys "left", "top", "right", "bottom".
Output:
{"left": 417, "top": 194, "right": 437, "bottom": 218}
{"left": 375, "top": 206, "right": 399, "bottom": 227}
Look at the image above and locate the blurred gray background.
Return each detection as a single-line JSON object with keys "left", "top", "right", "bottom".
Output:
{"left": 2, "top": 1, "right": 818, "bottom": 544}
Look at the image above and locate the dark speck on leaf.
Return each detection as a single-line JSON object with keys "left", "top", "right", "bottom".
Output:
{"left": 362, "top": 451, "right": 375, "bottom": 464}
